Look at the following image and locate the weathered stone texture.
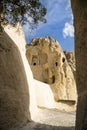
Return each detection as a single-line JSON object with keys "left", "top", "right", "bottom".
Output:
{"left": 0, "top": 31, "right": 30, "bottom": 130}
{"left": 4, "top": 24, "right": 38, "bottom": 120}
{"left": 26, "top": 36, "right": 77, "bottom": 102}
{"left": 64, "top": 51, "right": 76, "bottom": 77}
{"left": 71, "top": 0, "right": 87, "bottom": 130}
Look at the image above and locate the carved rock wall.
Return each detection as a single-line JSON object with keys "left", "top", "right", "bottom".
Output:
{"left": 0, "top": 31, "right": 30, "bottom": 129}
{"left": 26, "top": 37, "right": 77, "bottom": 102}
{"left": 64, "top": 51, "right": 76, "bottom": 77}
{"left": 34, "top": 79, "right": 76, "bottom": 111}
{"left": 0, "top": 24, "right": 42, "bottom": 129}
{"left": 64, "top": 51, "right": 75, "bottom": 72}
{"left": 4, "top": 24, "right": 38, "bottom": 120}
{"left": 71, "top": 0, "right": 87, "bottom": 130}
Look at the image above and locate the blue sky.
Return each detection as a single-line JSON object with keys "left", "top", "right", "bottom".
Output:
{"left": 23, "top": 0, "right": 74, "bottom": 51}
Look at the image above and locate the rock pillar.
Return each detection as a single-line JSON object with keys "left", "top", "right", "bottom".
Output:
{"left": 71, "top": 0, "right": 87, "bottom": 130}
{"left": 0, "top": 31, "right": 30, "bottom": 129}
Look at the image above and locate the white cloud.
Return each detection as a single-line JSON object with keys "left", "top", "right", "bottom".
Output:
{"left": 23, "top": 0, "right": 74, "bottom": 41}
{"left": 63, "top": 1, "right": 74, "bottom": 39}
{"left": 63, "top": 22, "right": 74, "bottom": 38}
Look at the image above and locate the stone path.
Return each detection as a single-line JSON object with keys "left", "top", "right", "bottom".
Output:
{"left": 19, "top": 108, "right": 76, "bottom": 130}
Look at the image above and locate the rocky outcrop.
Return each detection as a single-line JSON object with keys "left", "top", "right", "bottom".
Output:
{"left": 0, "top": 24, "right": 41, "bottom": 129}
{"left": 0, "top": 23, "right": 77, "bottom": 129}
{"left": 64, "top": 51, "right": 76, "bottom": 77}
{"left": 0, "top": 30, "right": 30, "bottom": 129}
{"left": 4, "top": 23, "right": 38, "bottom": 120}
{"left": 26, "top": 36, "right": 77, "bottom": 103}
{"left": 34, "top": 79, "right": 76, "bottom": 111}
{"left": 71, "top": 0, "right": 87, "bottom": 130}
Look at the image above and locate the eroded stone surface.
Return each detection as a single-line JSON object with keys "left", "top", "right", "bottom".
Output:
{"left": 26, "top": 37, "right": 77, "bottom": 102}
{"left": 4, "top": 24, "right": 39, "bottom": 120}
{"left": 71, "top": 0, "right": 87, "bottom": 130}
{"left": 64, "top": 51, "right": 76, "bottom": 76}
{"left": 0, "top": 31, "right": 30, "bottom": 129}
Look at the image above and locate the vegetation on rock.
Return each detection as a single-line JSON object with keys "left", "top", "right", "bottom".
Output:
{"left": 0, "top": 0, "right": 47, "bottom": 30}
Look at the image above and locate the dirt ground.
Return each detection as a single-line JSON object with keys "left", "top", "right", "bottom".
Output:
{"left": 17, "top": 108, "right": 76, "bottom": 130}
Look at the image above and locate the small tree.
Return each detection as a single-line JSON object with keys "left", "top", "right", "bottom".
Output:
{"left": 0, "top": 0, "right": 46, "bottom": 29}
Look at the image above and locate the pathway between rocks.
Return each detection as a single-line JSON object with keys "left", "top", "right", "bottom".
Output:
{"left": 19, "top": 108, "right": 76, "bottom": 130}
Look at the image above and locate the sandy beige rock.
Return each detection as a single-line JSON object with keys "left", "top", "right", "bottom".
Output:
{"left": 64, "top": 51, "right": 76, "bottom": 76}
{"left": 0, "top": 31, "right": 30, "bottom": 129}
{"left": 34, "top": 79, "right": 56, "bottom": 108}
{"left": 34, "top": 79, "right": 76, "bottom": 112}
{"left": 0, "top": 23, "right": 77, "bottom": 129}
{"left": 0, "top": 23, "right": 42, "bottom": 129}
{"left": 4, "top": 24, "right": 38, "bottom": 120}
{"left": 26, "top": 36, "right": 77, "bottom": 103}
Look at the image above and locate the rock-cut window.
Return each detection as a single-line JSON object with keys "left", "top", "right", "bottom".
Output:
{"left": 62, "top": 57, "right": 65, "bottom": 63}
{"left": 33, "top": 63, "right": 36, "bottom": 66}
{"left": 32, "top": 55, "right": 38, "bottom": 66}
{"left": 55, "top": 62, "right": 58, "bottom": 66}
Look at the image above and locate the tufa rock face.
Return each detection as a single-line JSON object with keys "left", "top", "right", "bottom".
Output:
{"left": 26, "top": 36, "right": 77, "bottom": 102}
{"left": 64, "top": 51, "right": 76, "bottom": 77}
{"left": 0, "top": 31, "right": 30, "bottom": 130}
{"left": 71, "top": 0, "right": 87, "bottom": 130}
{"left": 4, "top": 23, "right": 38, "bottom": 120}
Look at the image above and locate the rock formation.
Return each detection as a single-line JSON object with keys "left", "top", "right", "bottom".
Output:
{"left": 4, "top": 23, "right": 38, "bottom": 120}
{"left": 0, "top": 23, "right": 77, "bottom": 129}
{"left": 64, "top": 51, "right": 76, "bottom": 77}
{"left": 71, "top": 0, "right": 87, "bottom": 130}
{"left": 26, "top": 36, "right": 77, "bottom": 103}
{"left": 1, "top": 0, "right": 87, "bottom": 129}
{"left": 0, "top": 23, "right": 42, "bottom": 129}
{"left": 0, "top": 30, "right": 30, "bottom": 129}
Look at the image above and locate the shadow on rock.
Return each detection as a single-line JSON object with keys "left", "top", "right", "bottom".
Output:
{"left": 34, "top": 123, "right": 75, "bottom": 130}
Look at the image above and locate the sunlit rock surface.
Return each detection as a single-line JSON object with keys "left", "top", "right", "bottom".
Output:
{"left": 34, "top": 79, "right": 76, "bottom": 112}
{"left": 0, "top": 23, "right": 77, "bottom": 129}
{"left": 0, "top": 30, "right": 30, "bottom": 129}
{"left": 4, "top": 24, "right": 38, "bottom": 121}
{"left": 64, "top": 51, "right": 76, "bottom": 77}
{"left": 26, "top": 37, "right": 77, "bottom": 103}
